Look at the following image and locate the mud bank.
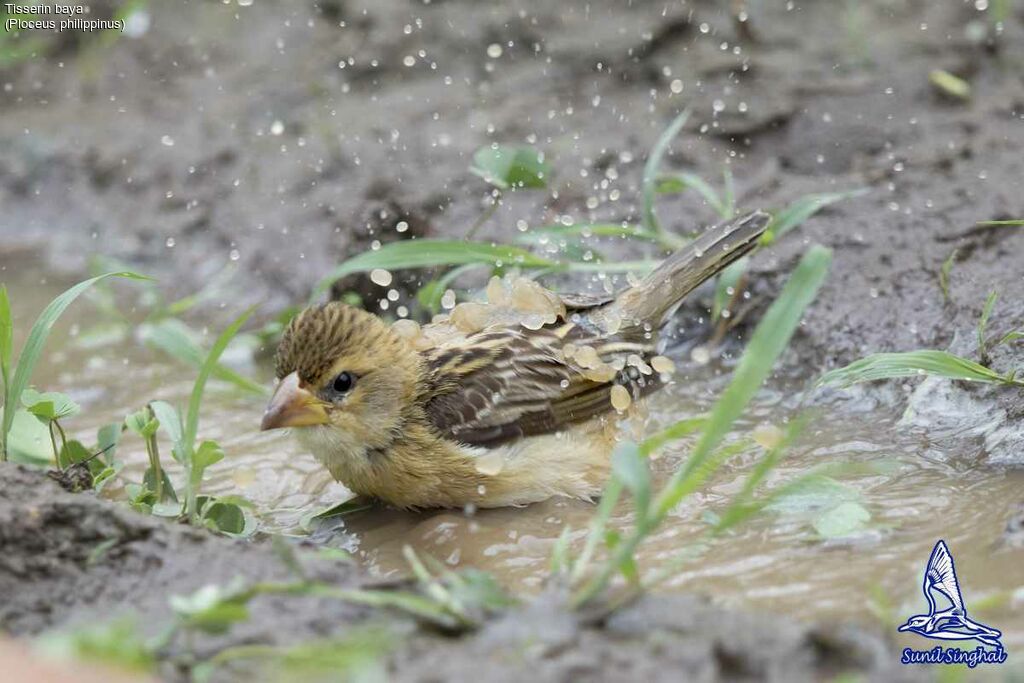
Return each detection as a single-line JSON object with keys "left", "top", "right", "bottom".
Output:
{"left": 0, "top": 464, "right": 921, "bottom": 681}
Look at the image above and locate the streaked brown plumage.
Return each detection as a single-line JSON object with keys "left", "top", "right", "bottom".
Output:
{"left": 262, "top": 211, "right": 769, "bottom": 509}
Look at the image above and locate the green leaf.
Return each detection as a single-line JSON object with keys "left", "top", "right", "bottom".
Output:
{"left": 6, "top": 409, "right": 53, "bottom": 465}
{"left": 470, "top": 145, "right": 551, "bottom": 190}
{"left": 939, "top": 248, "right": 959, "bottom": 303}
{"left": 202, "top": 500, "right": 248, "bottom": 535}
{"left": 57, "top": 440, "right": 93, "bottom": 471}
{"left": 148, "top": 400, "right": 183, "bottom": 451}
{"left": 140, "top": 318, "right": 266, "bottom": 396}
{"left": 184, "top": 309, "right": 255, "bottom": 460}
{"left": 977, "top": 219, "right": 1024, "bottom": 226}
{"left": 929, "top": 69, "right": 971, "bottom": 100}
{"left": 978, "top": 290, "right": 997, "bottom": 357}
{"left": 96, "top": 422, "right": 122, "bottom": 463}
{"left": 21, "top": 389, "right": 80, "bottom": 421}
{"left": 642, "top": 109, "right": 691, "bottom": 236}
{"left": 170, "top": 583, "right": 250, "bottom": 634}
{"left": 550, "top": 525, "right": 574, "bottom": 575}
{"left": 817, "top": 350, "right": 1016, "bottom": 388}
{"left": 302, "top": 497, "right": 375, "bottom": 530}
{"left": 313, "top": 240, "right": 556, "bottom": 300}
{"left": 761, "top": 189, "right": 868, "bottom": 244}
{"left": 193, "top": 440, "right": 225, "bottom": 473}
{"left": 0, "top": 285, "right": 11, "bottom": 390}
{"left": 416, "top": 263, "right": 483, "bottom": 313}
{"left": 1, "top": 271, "right": 148, "bottom": 459}
{"left": 654, "top": 171, "right": 726, "bottom": 217}
{"left": 764, "top": 476, "right": 859, "bottom": 514}
{"left": 124, "top": 409, "right": 159, "bottom": 438}
{"left": 610, "top": 442, "right": 650, "bottom": 514}
{"left": 143, "top": 467, "right": 179, "bottom": 505}
{"left": 812, "top": 501, "right": 871, "bottom": 538}
{"left": 35, "top": 617, "right": 156, "bottom": 673}
{"left": 517, "top": 223, "right": 659, "bottom": 244}
{"left": 654, "top": 245, "right": 832, "bottom": 518}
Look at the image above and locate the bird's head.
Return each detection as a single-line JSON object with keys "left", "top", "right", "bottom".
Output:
{"left": 261, "top": 303, "right": 421, "bottom": 450}
{"left": 898, "top": 615, "right": 931, "bottom": 632}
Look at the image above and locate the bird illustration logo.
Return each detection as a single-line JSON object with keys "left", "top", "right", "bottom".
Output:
{"left": 898, "top": 540, "right": 1003, "bottom": 648}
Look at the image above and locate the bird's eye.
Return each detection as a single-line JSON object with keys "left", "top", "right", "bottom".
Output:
{"left": 331, "top": 371, "right": 354, "bottom": 395}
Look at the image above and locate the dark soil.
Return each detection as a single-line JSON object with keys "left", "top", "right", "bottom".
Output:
{"left": 1, "top": 0, "right": 1023, "bottom": 678}
{"left": 0, "top": 464, "right": 920, "bottom": 682}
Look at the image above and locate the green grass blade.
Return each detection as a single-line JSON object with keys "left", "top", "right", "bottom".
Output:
{"left": 0, "top": 285, "right": 11, "bottom": 391}
{"left": 977, "top": 219, "right": 1024, "bottom": 226}
{"left": 653, "top": 245, "right": 832, "bottom": 518}
{"left": 761, "top": 189, "right": 868, "bottom": 244}
{"left": 515, "top": 223, "right": 659, "bottom": 244}
{"left": 721, "top": 167, "right": 736, "bottom": 219}
{"left": 637, "top": 415, "right": 706, "bottom": 457}
{"left": 978, "top": 290, "right": 997, "bottom": 358}
{"left": 312, "top": 240, "right": 556, "bottom": 301}
{"left": 142, "top": 319, "right": 267, "bottom": 396}
{"left": 1, "top": 272, "right": 148, "bottom": 459}
{"left": 183, "top": 308, "right": 256, "bottom": 454}
{"left": 656, "top": 172, "right": 725, "bottom": 217}
{"left": 642, "top": 109, "right": 691, "bottom": 236}
{"left": 416, "top": 263, "right": 484, "bottom": 313}
{"left": 817, "top": 350, "right": 1016, "bottom": 387}
{"left": 939, "top": 248, "right": 959, "bottom": 303}
{"left": 469, "top": 145, "right": 551, "bottom": 190}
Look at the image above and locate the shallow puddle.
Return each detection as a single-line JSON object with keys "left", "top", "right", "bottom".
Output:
{"left": 5, "top": 263, "right": 1023, "bottom": 652}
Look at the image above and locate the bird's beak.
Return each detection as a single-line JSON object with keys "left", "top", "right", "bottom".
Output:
{"left": 261, "top": 372, "right": 329, "bottom": 431}
{"left": 897, "top": 622, "right": 911, "bottom": 632}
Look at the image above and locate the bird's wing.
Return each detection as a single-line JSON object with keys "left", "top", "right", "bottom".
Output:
{"left": 925, "top": 541, "right": 966, "bottom": 616}
{"left": 420, "top": 327, "right": 656, "bottom": 447}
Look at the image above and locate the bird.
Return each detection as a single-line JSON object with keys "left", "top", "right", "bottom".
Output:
{"left": 898, "top": 540, "right": 1003, "bottom": 648}
{"left": 260, "top": 211, "right": 770, "bottom": 509}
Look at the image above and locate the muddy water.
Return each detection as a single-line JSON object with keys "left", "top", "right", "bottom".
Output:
{"left": 5, "top": 263, "right": 1023, "bottom": 652}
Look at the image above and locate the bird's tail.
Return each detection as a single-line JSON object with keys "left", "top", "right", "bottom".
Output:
{"left": 595, "top": 210, "right": 770, "bottom": 329}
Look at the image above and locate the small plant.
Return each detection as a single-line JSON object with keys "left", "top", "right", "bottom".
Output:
{"left": 119, "top": 308, "right": 261, "bottom": 535}
{"left": 557, "top": 245, "right": 836, "bottom": 608}
{"left": 0, "top": 272, "right": 146, "bottom": 463}
{"left": 820, "top": 288, "right": 1023, "bottom": 390}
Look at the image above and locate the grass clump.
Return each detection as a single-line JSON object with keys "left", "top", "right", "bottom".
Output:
{"left": 0, "top": 272, "right": 147, "bottom": 464}
{"left": 820, "top": 287, "right": 1023, "bottom": 390}
{"left": 559, "top": 244, "right": 834, "bottom": 608}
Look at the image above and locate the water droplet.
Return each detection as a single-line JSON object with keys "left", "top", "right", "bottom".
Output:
{"left": 165, "top": 237, "right": 176, "bottom": 248}
{"left": 229, "top": 249, "right": 240, "bottom": 261}
{"left": 670, "top": 79, "right": 683, "bottom": 94}
{"left": 370, "top": 268, "right": 393, "bottom": 287}
{"left": 160, "top": 135, "right": 175, "bottom": 146}
{"left": 487, "top": 43, "right": 503, "bottom": 58}
{"left": 270, "top": 120, "right": 284, "bottom": 136}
